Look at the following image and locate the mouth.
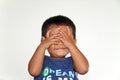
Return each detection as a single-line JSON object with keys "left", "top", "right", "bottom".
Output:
{"left": 56, "top": 48, "right": 68, "bottom": 50}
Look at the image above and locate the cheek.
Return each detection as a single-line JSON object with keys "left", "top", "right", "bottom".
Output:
{"left": 48, "top": 45, "right": 55, "bottom": 51}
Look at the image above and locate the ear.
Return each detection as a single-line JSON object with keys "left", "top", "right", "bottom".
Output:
{"left": 46, "top": 30, "right": 51, "bottom": 38}
{"left": 73, "top": 39, "right": 77, "bottom": 44}
{"left": 41, "top": 36, "right": 45, "bottom": 42}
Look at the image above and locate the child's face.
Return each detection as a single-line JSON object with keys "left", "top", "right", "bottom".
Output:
{"left": 46, "top": 24, "right": 75, "bottom": 58}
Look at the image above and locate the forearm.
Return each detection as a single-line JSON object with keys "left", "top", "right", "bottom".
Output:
{"left": 28, "top": 44, "right": 46, "bottom": 76}
{"left": 69, "top": 45, "right": 89, "bottom": 74}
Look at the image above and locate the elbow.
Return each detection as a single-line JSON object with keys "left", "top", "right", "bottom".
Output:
{"left": 80, "top": 61, "right": 89, "bottom": 75}
{"left": 77, "top": 64, "right": 89, "bottom": 75}
{"left": 79, "top": 67, "right": 89, "bottom": 75}
{"left": 28, "top": 67, "right": 41, "bottom": 77}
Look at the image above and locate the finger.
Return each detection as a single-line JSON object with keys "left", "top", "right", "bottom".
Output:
{"left": 50, "top": 41, "right": 58, "bottom": 45}
{"left": 50, "top": 38, "right": 60, "bottom": 42}
{"left": 49, "top": 34, "right": 60, "bottom": 39}
{"left": 59, "top": 31, "right": 66, "bottom": 38}
{"left": 49, "top": 39, "right": 59, "bottom": 45}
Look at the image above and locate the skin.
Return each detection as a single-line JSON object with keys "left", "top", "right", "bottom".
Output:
{"left": 28, "top": 25, "right": 89, "bottom": 76}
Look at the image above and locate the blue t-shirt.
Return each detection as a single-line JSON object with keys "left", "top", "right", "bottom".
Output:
{"left": 34, "top": 56, "right": 78, "bottom": 80}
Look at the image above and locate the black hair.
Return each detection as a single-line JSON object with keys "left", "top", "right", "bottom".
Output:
{"left": 41, "top": 15, "right": 76, "bottom": 39}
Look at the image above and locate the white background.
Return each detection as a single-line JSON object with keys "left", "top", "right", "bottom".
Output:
{"left": 0, "top": 0, "right": 120, "bottom": 80}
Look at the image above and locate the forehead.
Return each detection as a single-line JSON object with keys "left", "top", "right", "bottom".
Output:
{"left": 48, "top": 24, "right": 72, "bottom": 34}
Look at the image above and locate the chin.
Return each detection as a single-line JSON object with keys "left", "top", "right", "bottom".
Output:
{"left": 51, "top": 52, "right": 68, "bottom": 59}
{"left": 48, "top": 49, "right": 69, "bottom": 58}
{"left": 56, "top": 51, "right": 68, "bottom": 56}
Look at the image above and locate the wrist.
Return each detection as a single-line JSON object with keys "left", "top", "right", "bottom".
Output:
{"left": 39, "top": 43, "right": 47, "bottom": 50}
{"left": 68, "top": 43, "right": 76, "bottom": 49}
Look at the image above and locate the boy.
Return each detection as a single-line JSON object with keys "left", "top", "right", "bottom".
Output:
{"left": 28, "top": 15, "right": 89, "bottom": 80}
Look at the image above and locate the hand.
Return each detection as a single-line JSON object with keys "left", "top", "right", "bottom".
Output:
{"left": 40, "top": 30, "right": 59, "bottom": 49}
{"left": 58, "top": 27, "right": 76, "bottom": 49}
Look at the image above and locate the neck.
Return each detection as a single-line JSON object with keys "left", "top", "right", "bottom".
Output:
{"left": 50, "top": 55, "right": 65, "bottom": 59}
